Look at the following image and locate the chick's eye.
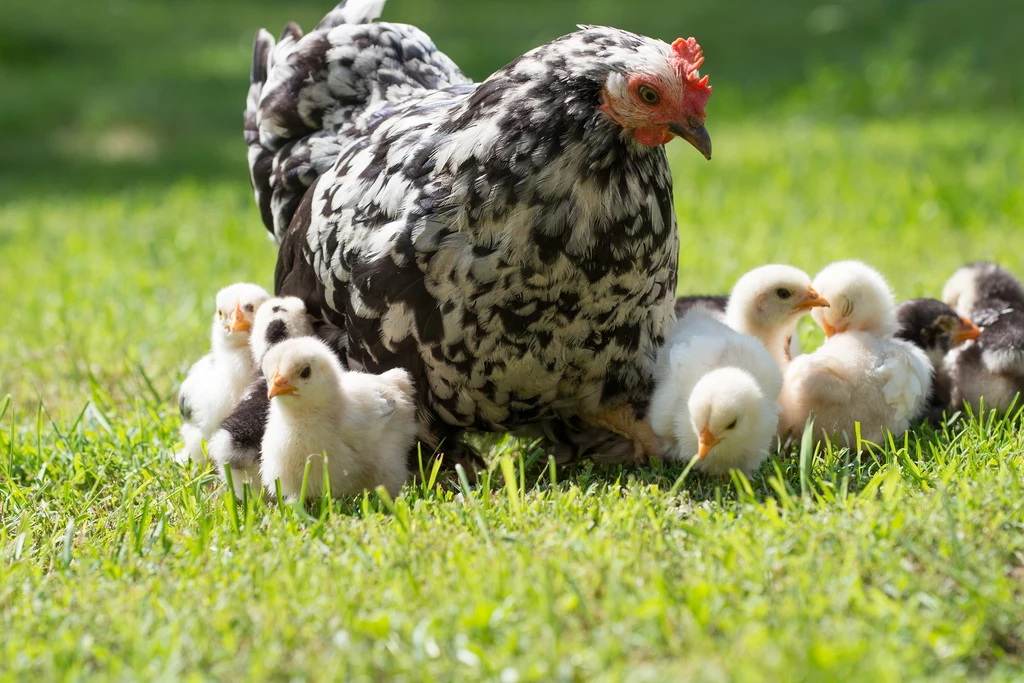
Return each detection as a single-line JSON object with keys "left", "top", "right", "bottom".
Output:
{"left": 726, "top": 419, "right": 738, "bottom": 430}
{"left": 776, "top": 288, "right": 792, "bottom": 300}
{"left": 299, "top": 365, "right": 311, "bottom": 379}
{"left": 244, "top": 304, "right": 254, "bottom": 313}
{"left": 637, "top": 85, "right": 660, "bottom": 105}
{"left": 217, "top": 311, "right": 224, "bottom": 318}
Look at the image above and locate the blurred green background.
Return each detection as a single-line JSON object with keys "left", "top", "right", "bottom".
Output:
{"left": 1, "top": 0, "right": 1020, "bottom": 197}
{"left": 3, "top": 3, "right": 1024, "bottom": 677}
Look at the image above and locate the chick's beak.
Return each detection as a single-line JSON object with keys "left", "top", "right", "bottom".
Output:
{"left": 697, "top": 426, "right": 721, "bottom": 460}
{"left": 667, "top": 121, "right": 712, "bottom": 160}
{"left": 952, "top": 316, "right": 982, "bottom": 345}
{"left": 822, "top": 320, "right": 843, "bottom": 339}
{"left": 228, "top": 301, "right": 251, "bottom": 333}
{"left": 267, "top": 370, "right": 297, "bottom": 399}
{"left": 794, "top": 287, "right": 830, "bottom": 312}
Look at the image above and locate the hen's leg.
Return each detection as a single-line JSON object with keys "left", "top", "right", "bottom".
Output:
{"left": 585, "top": 404, "right": 660, "bottom": 465}
{"left": 524, "top": 416, "right": 650, "bottom": 466}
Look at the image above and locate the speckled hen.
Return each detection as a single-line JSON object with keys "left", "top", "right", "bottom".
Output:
{"left": 245, "top": 0, "right": 713, "bottom": 469}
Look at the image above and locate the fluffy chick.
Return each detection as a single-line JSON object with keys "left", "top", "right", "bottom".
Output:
{"left": 943, "top": 261, "right": 1024, "bottom": 318}
{"left": 260, "top": 337, "right": 417, "bottom": 500}
{"left": 650, "top": 306, "right": 783, "bottom": 476}
{"left": 724, "top": 265, "right": 829, "bottom": 368}
{"left": 176, "top": 282, "right": 270, "bottom": 464}
{"left": 675, "top": 266, "right": 828, "bottom": 369}
{"left": 895, "top": 298, "right": 981, "bottom": 419}
{"left": 781, "top": 261, "right": 932, "bottom": 446}
{"left": 942, "top": 262, "right": 1024, "bottom": 412}
{"left": 208, "top": 296, "right": 314, "bottom": 497}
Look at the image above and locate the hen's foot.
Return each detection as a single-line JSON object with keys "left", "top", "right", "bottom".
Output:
{"left": 587, "top": 405, "right": 660, "bottom": 465}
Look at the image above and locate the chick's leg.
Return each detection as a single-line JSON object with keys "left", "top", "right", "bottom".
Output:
{"left": 587, "top": 404, "right": 660, "bottom": 465}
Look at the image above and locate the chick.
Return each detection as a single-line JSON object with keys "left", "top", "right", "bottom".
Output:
{"left": 780, "top": 261, "right": 933, "bottom": 447}
{"left": 895, "top": 298, "right": 981, "bottom": 419}
{"left": 942, "top": 262, "right": 1024, "bottom": 413}
{"left": 650, "top": 306, "right": 783, "bottom": 476}
{"left": 176, "top": 282, "right": 270, "bottom": 464}
{"left": 260, "top": 337, "right": 417, "bottom": 500}
{"left": 207, "top": 296, "right": 314, "bottom": 496}
{"left": 943, "top": 262, "right": 1024, "bottom": 318}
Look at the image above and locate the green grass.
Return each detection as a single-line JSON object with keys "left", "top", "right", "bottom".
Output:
{"left": 2, "top": 117, "right": 1023, "bottom": 680}
{"left": 3, "top": 0, "right": 1024, "bottom": 678}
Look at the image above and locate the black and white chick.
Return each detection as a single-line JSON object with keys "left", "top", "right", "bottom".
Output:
{"left": 207, "top": 296, "right": 314, "bottom": 497}
{"left": 649, "top": 306, "right": 783, "bottom": 476}
{"left": 176, "top": 282, "right": 270, "bottom": 464}
{"left": 780, "top": 261, "right": 932, "bottom": 447}
{"left": 942, "top": 262, "right": 1024, "bottom": 412}
{"left": 676, "top": 265, "right": 829, "bottom": 370}
{"left": 894, "top": 298, "right": 981, "bottom": 420}
{"left": 260, "top": 337, "right": 417, "bottom": 500}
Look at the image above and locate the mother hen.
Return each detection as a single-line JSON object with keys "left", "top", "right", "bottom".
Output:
{"left": 245, "top": 0, "right": 713, "bottom": 470}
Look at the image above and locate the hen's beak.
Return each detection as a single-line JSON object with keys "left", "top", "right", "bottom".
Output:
{"left": 794, "top": 287, "right": 830, "bottom": 312}
{"left": 952, "top": 316, "right": 982, "bottom": 345}
{"left": 668, "top": 121, "right": 712, "bottom": 160}
{"left": 267, "top": 370, "right": 297, "bottom": 399}
{"left": 697, "top": 426, "right": 721, "bottom": 459}
{"left": 228, "top": 301, "right": 251, "bottom": 333}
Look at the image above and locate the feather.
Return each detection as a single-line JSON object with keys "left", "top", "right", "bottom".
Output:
{"left": 247, "top": 5, "right": 713, "bottom": 467}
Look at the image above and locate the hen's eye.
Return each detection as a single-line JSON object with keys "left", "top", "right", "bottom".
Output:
{"left": 726, "top": 419, "right": 738, "bottom": 430}
{"left": 776, "top": 288, "right": 792, "bottom": 300}
{"left": 638, "top": 85, "right": 660, "bottom": 105}
{"left": 300, "top": 366, "right": 311, "bottom": 379}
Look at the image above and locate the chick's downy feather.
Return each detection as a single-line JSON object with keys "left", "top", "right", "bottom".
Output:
{"left": 259, "top": 337, "right": 416, "bottom": 499}
{"left": 942, "top": 262, "right": 1024, "bottom": 411}
{"left": 781, "top": 332, "right": 932, "bottom": 444}
{"left": 208, "top": 297, "right": 348, "bottom": 497}
{"left": 650, "top": 307, "right": 782, "bottom": 474}
{"left": 783, "top": 262, "right": 932, "bottom": 446}
{"left": 176, "top": 283, "right": 270, "bottom": 464}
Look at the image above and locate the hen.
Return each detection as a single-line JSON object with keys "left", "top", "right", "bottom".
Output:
{"left": 245, "top": 0, "right": 714, "bottom": 469}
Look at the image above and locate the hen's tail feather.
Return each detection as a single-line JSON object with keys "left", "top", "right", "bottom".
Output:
{"left": 245, "top": 0, "right": 470, "bottom": 240}
{"left": 316, "top": 0, "right": 388, "bottom": 31}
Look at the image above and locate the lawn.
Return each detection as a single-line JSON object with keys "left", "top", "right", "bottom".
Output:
{"left": 2, "top": 0, "right": 1024, "bottom": 680}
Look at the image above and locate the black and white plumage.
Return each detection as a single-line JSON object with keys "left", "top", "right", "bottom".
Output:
{"left": 649, "top": 306, "right": 782, "bottom": 476}
{"left": 942, "top": 262, "right": 1024, "bottom": 413}
{"left": 781, "top": 261, "right": 932, "bottom": 446}
{"left": 246, "top": 1, "right": 714, "bottom": 468}
{"left": 176, "top": 283, "right": 270, "bottom": 464}
{"left": 208, "top": 296, "right": 315, "bottom": 496}
{"left": 894, "top": 298, "right": 981, "bottom": 420}
{"left": 260, "top": 336, "right": 417, "bottom": 500}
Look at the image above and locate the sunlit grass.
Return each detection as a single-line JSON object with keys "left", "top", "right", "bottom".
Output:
{"left": 1, "top": 116, "right": 1023, "bottom": 679}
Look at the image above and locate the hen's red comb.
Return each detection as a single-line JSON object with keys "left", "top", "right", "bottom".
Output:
{"left": 671, "top": 37, "right": 711, "bottom": 92}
